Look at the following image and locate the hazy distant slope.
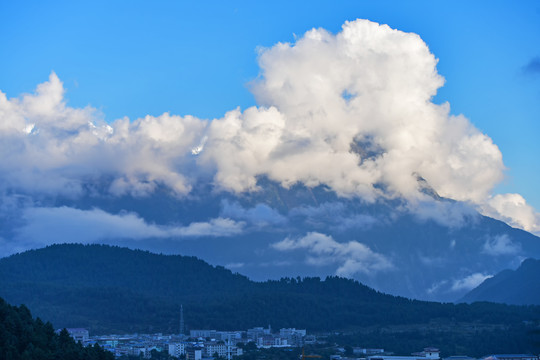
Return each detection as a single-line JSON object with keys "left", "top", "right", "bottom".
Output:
{"left": 460, "top": 258, "right": 540, "bottom": 305}
{"left": 1, "top": 244, "right": 540, "bottom": 336}
{"left": 43, "top": 179, "right": 540, "bottom": 304}
{"left": 3, "top": 178, "right": 540, "bottom": 304}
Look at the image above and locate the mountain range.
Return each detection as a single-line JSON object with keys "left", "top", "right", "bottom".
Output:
{"left": 460, "top": 257, "right": 540, "bottom": 305}
{"left": 2, "top": 178, "right": 540, "bottom": 303}
{"left": 2, "top": 18, "right": 539, "bottom": 306}
{"left": 1, "top": 243, "right": 540, "bottom": 357}
{"left": 0, "top": 243, "right": 539, "bottom": 332}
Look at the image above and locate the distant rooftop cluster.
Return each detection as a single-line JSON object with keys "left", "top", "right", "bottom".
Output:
{"left": 62, "top": 328, "right": 540, "bottom": 360}
{"left": 64, "top": 325, "right": 313, "bottom": 359}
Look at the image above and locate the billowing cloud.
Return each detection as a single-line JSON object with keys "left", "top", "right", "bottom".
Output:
{"left": 0, "top": 19, "right": 537, "bottom": 235}
{"left": 12, "top": 206, "right": 243, "bottom": 250}
{"left": 482, "top": 234, "right": 521, "bottom": 256}
{"left": 271, "top": 232, "right": 393, "bottom": 276}
{"left": 451, "top": 273, "right": 492, "bottom": 292}
{"left": 0, "top": 72, "right": 207, "bottom": 198}
{"left": 239, "top": 20, "right": 504, "bottom": 204}
{"left": 482, "top": 194, "right": 540, "bottom": 235}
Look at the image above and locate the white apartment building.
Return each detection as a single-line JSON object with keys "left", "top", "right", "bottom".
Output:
{"left": 169, "top": 342, "right": 186, "bottom": 357}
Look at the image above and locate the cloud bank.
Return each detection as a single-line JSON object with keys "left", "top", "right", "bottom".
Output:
{"left": 0, "top": 19, "right": 538, "bottom": 235}
{"left": 272, "top": 232, "right": 393, "bottom": 277}
{"left": 7, "top": 206, "right": 243, "bottom": 255}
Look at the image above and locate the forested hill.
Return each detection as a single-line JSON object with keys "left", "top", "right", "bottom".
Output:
{"left": 0, "top": 296, "right": 113, "bottom": 360}
{"left": 0, "top": 243, "right": 253, "bottom": 301}
{"left": 1, "top": 244, "right": 540, "bottom": 335}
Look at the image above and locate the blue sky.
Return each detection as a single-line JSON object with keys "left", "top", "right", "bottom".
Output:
{"left": 1, "top": 0, "right": 539, "bottom": 210}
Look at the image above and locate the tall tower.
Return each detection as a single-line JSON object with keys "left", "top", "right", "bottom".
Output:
{"left": 179, "top": 305, "right": 185, "bottom": 336}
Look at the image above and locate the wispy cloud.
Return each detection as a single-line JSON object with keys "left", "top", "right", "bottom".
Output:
{"left": 221, "top": 200, "right": 287, "bottom": 227}
{"left": 482, "top": 234, "right": 521, "bottom": 256}
{"left": 451, "top": 273, "right": 492, "bottom": 292}
{"left": 408, "top": 199, "right": 478, "bottom": 228}
{"left": 10, "top": 206, "right": 243, "bottom": 253}
{"left": 290, "top": 202, "right": 378, "bottom": 231}
{"left": 272, "top": 232, "right": 393, "bottom": 277}
{"left": 225, "top": 262, "right": 245, "bottom": 270}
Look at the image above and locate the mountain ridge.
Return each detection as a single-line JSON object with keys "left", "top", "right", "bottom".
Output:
{"left": 29, "top": 177, "right": 540, "bottom": 303}
{"left": 460, "top": 258, "right": 540, "bottom": 305}
{"left": 1, "top": 243, "right": 540, "bottom": 336}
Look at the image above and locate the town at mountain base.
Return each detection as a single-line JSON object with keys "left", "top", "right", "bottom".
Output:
{"left": 1, "top": 244, "right": 540, "bottom": 358}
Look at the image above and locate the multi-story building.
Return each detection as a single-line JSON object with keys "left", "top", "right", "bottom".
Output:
{"left": 169, "top": 342, "right": 186, "bottom": 358}
{"left": 215, "top": 331, "right": 243, "bottom": 343}
{"left": 248, "top": 326, "right": 273, "bottom": 341}
{"left": 257, "top": 334, "right": 276, "bottom": 347}
{"left": 190, "top": 330, "right": 218, "bottom": 339}
{"left": 186, "top": 346, "right": 203, "bottom": 360}
{"left": 279, "top": 328, "right": 306, "bottom": 338}
{"left": 205, "top": 342, "right": 227, "bottom": 358}
{"left": 279, "top": 328, "right": 306, "bottom": 347}
{"left": 204, "top": 341, "right": 243, "bottom": 360}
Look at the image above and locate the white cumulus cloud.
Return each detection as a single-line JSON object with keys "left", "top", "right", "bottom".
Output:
{"left": 0, "top": 73, "right": 207, "bottom": 198}
{"left": 271, "top": 231, "right": 393, "bottom": 276}
{"left": 482, "top": 194, "right": 540, "bottom": 235}
{"left": 0, "top": 19, "right": 537, "bottom": 235}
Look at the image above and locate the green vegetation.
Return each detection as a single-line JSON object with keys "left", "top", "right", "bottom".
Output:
{"left": 327, "top": 323, "right": 540, "bottom": 358}
{"left": 0, "top": 297, "right": 113, "bottom": 360}
{"left": 1, "top": 244, "right": 540, "bottom": 356}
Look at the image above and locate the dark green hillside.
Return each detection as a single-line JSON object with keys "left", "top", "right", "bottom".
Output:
{"left": 1, "top": 244, "right": 540, "bottom": 339}
{"left": 0, "top": 297, "right": 112, "bottom": 360}
{"left": 0, "top": 243, "right": 252, "bottom": 300}
{"left": 0, "top": 243, "right": 252, "bottom": 333}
